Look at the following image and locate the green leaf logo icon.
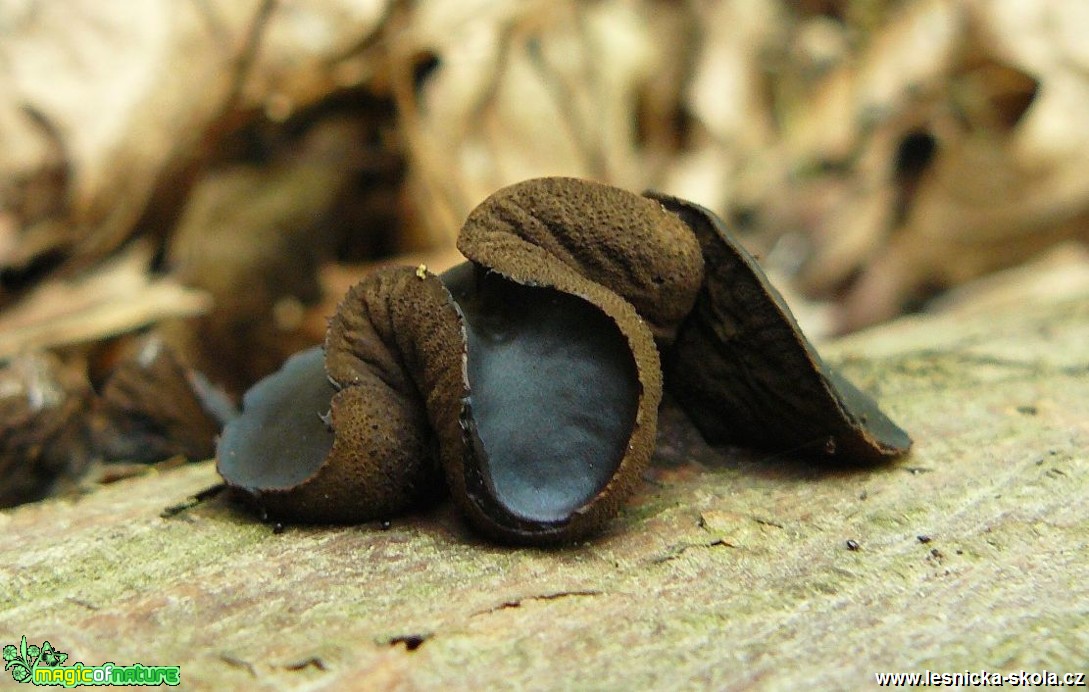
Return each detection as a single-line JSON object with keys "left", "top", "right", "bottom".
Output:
{"left": 4, "top": 636, "right": 68, "bottom": 682}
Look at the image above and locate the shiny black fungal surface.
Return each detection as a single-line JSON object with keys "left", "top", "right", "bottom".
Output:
{"left": 217, "top": 346, "right": 334, "bottom": 491}
{"left": 441, "top": 262, "right": 639, "bottom": 524}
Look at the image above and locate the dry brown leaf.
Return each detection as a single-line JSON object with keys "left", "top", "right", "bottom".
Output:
{"left": 828, "top": 0, "right": 1089, "bottom": 330}
{"left": 90, "top": 336, "right": 225, "bottom": 463}
{"left": 0, "top": 351, "right": 91, "bottom": 507}
{"left": 7, "top": 0, "right": 1086, "bottom": 341}
{"left": 0, "top": 0, "right": 390, "bottom": 278}
{"left": 720, "top": 0, "right": 1089, "bottom": 331}
{"left": 0, "top": 242, "right": 210, "bottom": 360}
{"left": 392, "top": 0, "right": 692, "bottom": 238}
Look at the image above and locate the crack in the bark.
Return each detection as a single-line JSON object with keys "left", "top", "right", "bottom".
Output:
{"left": 474, "top": 590, "right": 604, "bottom": 616}
{"left": 650, "top": 538, "right": 734, "bottom": 564}
{"left": 65, "top": 597, "right": 100, "bottom": 611}
{"left": 282, "top": 656, "right": 327, "bottom": 671}
{"left": 382, "top": 592, "right": 605, "bottom": 654}
{"left": 219, "top": 653, "right": 257, "bottom": 677}
{"left": 752, "top": 516, "right": 785, "bottom": 529}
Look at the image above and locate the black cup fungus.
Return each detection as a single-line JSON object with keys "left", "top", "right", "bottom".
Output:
{"left": 646, "top": 191, "right": 913, "bottom": 463}
{"left": 216, "top": 176, "right": 913, "bottom": 544}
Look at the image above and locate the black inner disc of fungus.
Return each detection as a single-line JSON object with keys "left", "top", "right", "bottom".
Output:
{"left": 217, "top": 346, "right": 336, "bottom": 491}
{"left": 441, "top": 263, "right": 639, "bottom": 524}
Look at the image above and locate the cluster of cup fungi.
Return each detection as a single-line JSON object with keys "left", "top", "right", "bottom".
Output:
{"left": 216, "top": 177, "right": 911, "bottom": 545}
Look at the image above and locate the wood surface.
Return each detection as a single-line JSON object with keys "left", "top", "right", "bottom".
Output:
{"left": 2, "top": 268, "right": 1087, "bottom": 690}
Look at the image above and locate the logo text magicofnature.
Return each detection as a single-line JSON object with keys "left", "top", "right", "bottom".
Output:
{"left": 4, "top": 637, "right": 180, "bottom": 687}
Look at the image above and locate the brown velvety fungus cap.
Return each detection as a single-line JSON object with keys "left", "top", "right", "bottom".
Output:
{"left": 457, "top": 177, "right": 705, "bottom": 346}
{"left": 646, "top": 192, "right": 912, "bottom": 464}
{"left": 216, "top": 268, "right": 451, "bottom": 523}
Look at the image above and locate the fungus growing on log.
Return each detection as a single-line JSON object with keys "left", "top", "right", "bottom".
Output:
{"left": 216, "top": 346, "right": 334, "bottom": 504}
{"left": 216, "top": 176, "right": 911, "bottom": 544}
{"left": 437, "top": 262, "right": 659, "bottom": 544}
{"left": 216, "top": 269, "right": 448, "bottom": 523}
{"left": 646, "top": 192, "right": 913, "bottom": 463}
{"left": 433, "top": 177, "right": 705, "bottom": 542}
